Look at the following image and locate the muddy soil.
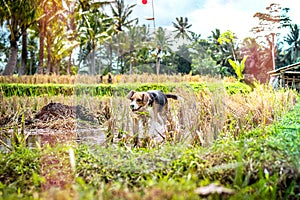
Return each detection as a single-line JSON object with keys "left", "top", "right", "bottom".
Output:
{"left": 0, "top": 102, "right": 111, "bottom": 147}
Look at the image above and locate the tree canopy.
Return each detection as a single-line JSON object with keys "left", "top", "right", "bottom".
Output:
{"left": 0, "top": 1, "right": 298, "bottom": 83}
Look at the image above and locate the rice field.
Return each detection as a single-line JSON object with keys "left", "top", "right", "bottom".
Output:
{"left": 0, "top": 74, "right": 299, "bottom": 199}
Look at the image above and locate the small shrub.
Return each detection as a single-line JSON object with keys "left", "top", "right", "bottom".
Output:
{"left": 0, "top": 147, "right": 40, "bottom": 195}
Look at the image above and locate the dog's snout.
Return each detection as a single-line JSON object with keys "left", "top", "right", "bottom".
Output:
{"left": 130, "top": 104, "right": 134, "bottom": 109}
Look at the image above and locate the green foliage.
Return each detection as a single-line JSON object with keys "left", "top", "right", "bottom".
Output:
{"left": 73, "top": 112, "right": 299, "bottom": 198}
{"left": 188, "top": 82, "right": 208, "bottom": 92}
{"left": 175, "top": 44, "right": 192, "bottom": 74}
{"left": 217, "top": 30, "right": 236, "bottom": 45}
{"left": 0, "top": 147, "right": 41, "bottom": 198}
{"left": 207, "top": 30, "right": 239, "bottom": 77}
{"left": 172, "top": 17, "right": 192, "bottom": 40}
{"left": 224, "top": 81, "right": 252, "bottom": 94}
{"left": 0, "top": 0, "right": 297, "bottom": 77}
{"left": 228, "top": 55, "right": 248, "bottom": 81}
{"left": 281, "top": 24, "right": 300, "bottom": 65}
{"left": 0, "top": 83, "right": 75, "bottom": 97}
{"left": 135, "top": 83, "right": 172, "bottom": 93}
{"left": 0, "top": 81, "right": 256, "bottom": 98}
{"left": 190, "top": 38, "right": 218, "bottom": 76}
{"left": 0, "top": 82, "right": 210, "bottom": 97}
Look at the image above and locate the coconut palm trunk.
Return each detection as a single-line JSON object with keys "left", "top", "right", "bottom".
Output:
{"left": 38, "top": 18, "right": 46, "bottom": 74}
{"left": 20, "top": 29, "right": 28, "bottom": 76}
{"left": 3, "top": 40, "right": 18, "bottom": 75}
{"left": 90, "top": 41, "right": 96, "bottom": 75}
{"left": 46, "top": 40, "right": 51, "bottom": 74}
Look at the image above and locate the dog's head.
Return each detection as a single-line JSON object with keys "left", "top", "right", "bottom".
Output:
{"left": 126, "top": 90, "right": 150, "bottom": 112}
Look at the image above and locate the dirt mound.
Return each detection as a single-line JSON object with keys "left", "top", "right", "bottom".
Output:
{"left": 0, "top": 102, "right": 111, "bottom": 139}
{"left": 35, "top": 102, "right": 98, "bottom": 123}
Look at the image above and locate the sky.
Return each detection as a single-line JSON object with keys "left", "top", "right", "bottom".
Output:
{"left": 129, "top": 0, "right": 300, "bottom": 40}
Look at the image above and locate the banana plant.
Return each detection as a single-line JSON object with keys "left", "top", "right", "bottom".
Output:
{"left": 228, "top": 55, "right": 248, "bottom": 81}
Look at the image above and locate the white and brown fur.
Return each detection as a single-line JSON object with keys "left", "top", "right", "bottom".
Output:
{"left": 126, "top": 90, "right": 180, "bottom": 145}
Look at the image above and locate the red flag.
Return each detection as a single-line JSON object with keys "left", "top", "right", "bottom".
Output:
{"left": 137, "top": 0, "right": 151, "bottom": 5}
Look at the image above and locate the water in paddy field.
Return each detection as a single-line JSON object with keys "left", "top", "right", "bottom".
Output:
{"left": 0, "top": 128, "right": 107, "bottom": 151}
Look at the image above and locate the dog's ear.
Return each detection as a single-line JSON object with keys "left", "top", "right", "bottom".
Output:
{"left": 142, "top": 93, "right": 149, "bottom": 104}
{"left": 126, "top": 90, "right": 135, "bottom": 99}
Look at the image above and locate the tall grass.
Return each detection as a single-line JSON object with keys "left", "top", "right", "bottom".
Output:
{"left": 222, "top": 85, "right": 297, "bottom": 139}
{"left": 0, "top": 82, "right": 297, "bottom": 147}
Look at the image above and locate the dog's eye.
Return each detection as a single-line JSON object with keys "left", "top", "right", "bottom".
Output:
{"left": 136, "top": 99, "right": 142, "bottom": 103}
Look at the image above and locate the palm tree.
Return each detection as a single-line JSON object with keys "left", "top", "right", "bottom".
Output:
{"left": 154, "top": 27, "right": 173, "bottom": 75}
{"left": 110, "top": 0, "right": 137, "bottom": 32}
{"left": 210, "top": 29, "right": 221, "bottom": 43}
{"left": 125, "top": 25, "right": 152, "bottom": 74}
{"left": 0, "top": 28, "right": 9, "bottom": 72}
{"left": 44, "top": 0, "right": 65, "bottom": 74}
{"left": 284, "top": 24, "right": 300, "bottom": 63}
{"left": 0, "top": 0, "right": 39, "bottom": 75}
{"left": 122, "top": 25, "right": 148, "bottom": 74}
{"left": 36, "top": 0, "right": 67, "bottom": 74}
{"left": 172, "top": 17, "right": 192, "bottom": 41}
{"left": 111, "top": 0, "right": 137, "bottom": 73}
{"left": 77, "top": 0, "right": 114, "bottom": 75}
{"left": 37, "top": 0, "right": 46, "bottom": 74}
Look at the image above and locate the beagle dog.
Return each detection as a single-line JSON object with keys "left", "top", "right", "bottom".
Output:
{"left": 126, "top": 90, "right": 180, "bottom": 144}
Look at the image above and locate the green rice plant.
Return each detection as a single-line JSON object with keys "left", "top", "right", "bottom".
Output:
{"left": 0, "top": 82, "right": 200, "bottom": 97}
{"left": 0, "top": 74, "right": 219, "bottom": 85}
{"left": 224, "top": 81, "right": 252, "bottom": 95}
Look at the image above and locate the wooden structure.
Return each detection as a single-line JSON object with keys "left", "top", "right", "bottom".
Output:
{"left": 268, "top": 62, "right": 300, "bottom": 90}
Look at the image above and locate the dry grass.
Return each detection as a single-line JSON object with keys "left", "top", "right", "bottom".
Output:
{"left": 222, "top": 85, "right": 297, "bottom": 138}
{"left": 0, "top": 74, "right": 223, "bottom": 84}
{"left": 0, "top": 81, "right": 297, "bottom": 147}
